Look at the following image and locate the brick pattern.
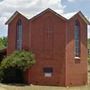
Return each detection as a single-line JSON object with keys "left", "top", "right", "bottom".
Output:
{"left": 66, "top": 14, "right": 88, "bottom": 86}
{"left": 7, "top": 10, "right": 88, "bottom": 86}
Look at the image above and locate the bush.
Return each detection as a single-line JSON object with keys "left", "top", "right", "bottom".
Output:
{"left": 0, "top": 50, "right": 35, "bottom": 82}
{"left": 0, "top": 69, "right": 4, "bottom": 82}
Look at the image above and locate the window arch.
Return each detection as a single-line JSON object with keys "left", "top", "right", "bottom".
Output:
{"left": 74, "top": 19, "right": 80, "bottom": 57}
{"left": 16, "top": 19, "right": 23, "bottom": 50}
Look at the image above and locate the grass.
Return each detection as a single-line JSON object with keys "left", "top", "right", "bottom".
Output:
{"left": 0, "top": 66, "right": 90, "bottom": 90}
{"left": 0, "top": 84, "right": 90, "bottom": 90}
{"left": 0, "top": 82, "right": 90, "bottom": 90}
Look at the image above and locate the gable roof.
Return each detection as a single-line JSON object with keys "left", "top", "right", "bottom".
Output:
{"left": 5, "top": 11, "right": 28, "bottom": 25}
{"left": 77, "top": 11, "right": 90, "bottom": 25}
{"left": 29, "top": 8, "right": 67, "bottom": 21}
{"left": 68, "top": 11, "right": 90, "bottom": 25}
{"left": 5, "top": 8, "right": 90, "bottom": 25}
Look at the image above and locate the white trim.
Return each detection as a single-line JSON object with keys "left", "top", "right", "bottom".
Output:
{"left": 78, "top": 11, "right": 90, "bottom": 25}
{"left": 44, "top": 73, "right": 52, "bottom": 77}
{"left": 5, "top": 11, "right": 19, "bottom": 25}
{"left": 74, "top": 57, "right": 80, "bottom": 59}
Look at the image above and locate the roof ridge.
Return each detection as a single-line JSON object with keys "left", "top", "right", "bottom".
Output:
{"left": 5, "top": 11, "right": 29, "bottom": 25}
{"left": 29, "top": 8, "right": 67, "bottom": 21}
{"left": 5, "top": 8, "right": 90, "bottom": 25}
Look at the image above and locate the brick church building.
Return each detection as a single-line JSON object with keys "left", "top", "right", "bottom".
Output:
{"left": 5, "top": 8, "right": 90, "bottom": 86}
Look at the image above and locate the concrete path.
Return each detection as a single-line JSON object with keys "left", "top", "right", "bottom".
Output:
{"left": 0, "top": 84, "right": 7, "bottom": 90}
{"left": 0, "top": 87, "right": 6, "bottom": 90}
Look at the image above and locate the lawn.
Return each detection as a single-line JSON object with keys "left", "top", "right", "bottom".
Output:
{"left": 0, "top": 66, "right": 90, "bottom": 90}
{"left": 0, "top": 82, "right": 90, "bottom": 90}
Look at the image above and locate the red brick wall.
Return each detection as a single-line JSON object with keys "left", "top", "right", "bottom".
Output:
{"left": 7, "top": 14, "right": 29, "bottom": 55}
{"left": 27, "top": 11, "right": 67, "bottom": 86}
{"left": 65, "top": 14, "right": 88, "bottom": 86}
{"left": 7, "top": 10, "right": 88, "bottom": 86}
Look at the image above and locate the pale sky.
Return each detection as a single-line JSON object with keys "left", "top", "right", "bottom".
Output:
{"left": 0, "top": 0, "right": 90, "bottom": 38}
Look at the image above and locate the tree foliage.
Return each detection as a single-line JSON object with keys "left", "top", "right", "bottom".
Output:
{"left": 0, "top": 37, "right": 7, "bottom": 49}
{"left": 0, "top": 50, "right": 35, "bottom": 71}
{"left": 88, "top": 39, "right": 90, "bottom": 48}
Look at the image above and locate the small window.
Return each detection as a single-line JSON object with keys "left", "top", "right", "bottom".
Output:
{"left": 43, "top": 67, "right": 53, "bottom": 77}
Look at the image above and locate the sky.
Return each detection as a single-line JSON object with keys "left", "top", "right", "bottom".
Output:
{"left": 0, "top": 0, "right": 90, "bottom": 38}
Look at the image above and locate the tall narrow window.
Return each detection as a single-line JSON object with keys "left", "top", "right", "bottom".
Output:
{"left": 74, "top": 20, "right": 80, "bottom": 57}
{"left": 16, "top": 19, "right": 22, "bottom": 50}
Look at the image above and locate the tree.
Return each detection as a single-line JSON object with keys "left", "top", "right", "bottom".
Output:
{"left": 0, "top": 37, "right": 7, "bottom": 49}
{"left": 1, "top": 37, "right": 7, "bottom": 47}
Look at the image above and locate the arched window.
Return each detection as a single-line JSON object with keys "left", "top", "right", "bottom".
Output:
{"left": 74, "top": 20, "right": 80, "bottom": 57}
{"left": 16, "top": 19, "right": 23, "bottom": 50}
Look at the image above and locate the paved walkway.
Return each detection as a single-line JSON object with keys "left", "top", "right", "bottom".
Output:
{"left": 0, "top": 87, "right": 6, "bottom": 90}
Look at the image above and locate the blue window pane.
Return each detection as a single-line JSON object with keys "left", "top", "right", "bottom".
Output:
{"left": 74, "top": 20, "right": 80, "bottom": 57}
{"left": 16, "top": 20, "right": 22, "bottom": 50}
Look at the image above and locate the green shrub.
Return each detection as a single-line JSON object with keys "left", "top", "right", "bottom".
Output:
{"left": 0, "top": 50, "right": 35, "bottom": 82}
{"left": 0, "top": 69, "right": 4, "bottom": 82}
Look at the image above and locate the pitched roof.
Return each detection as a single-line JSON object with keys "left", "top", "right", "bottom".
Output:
{"left": 29, "top": 8, "right": 67, "bottom": 21}
{"left": 64, "top": 11, "right": 90, "bottom": 25}
{"left": 5, "top": 8, "right": 90, "bottom": 25}
{"left": 77, "top": 11, "right": 90, "bottom": 25}
{"left": 5, "top": 11, "right": 28, "bottom": 25}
